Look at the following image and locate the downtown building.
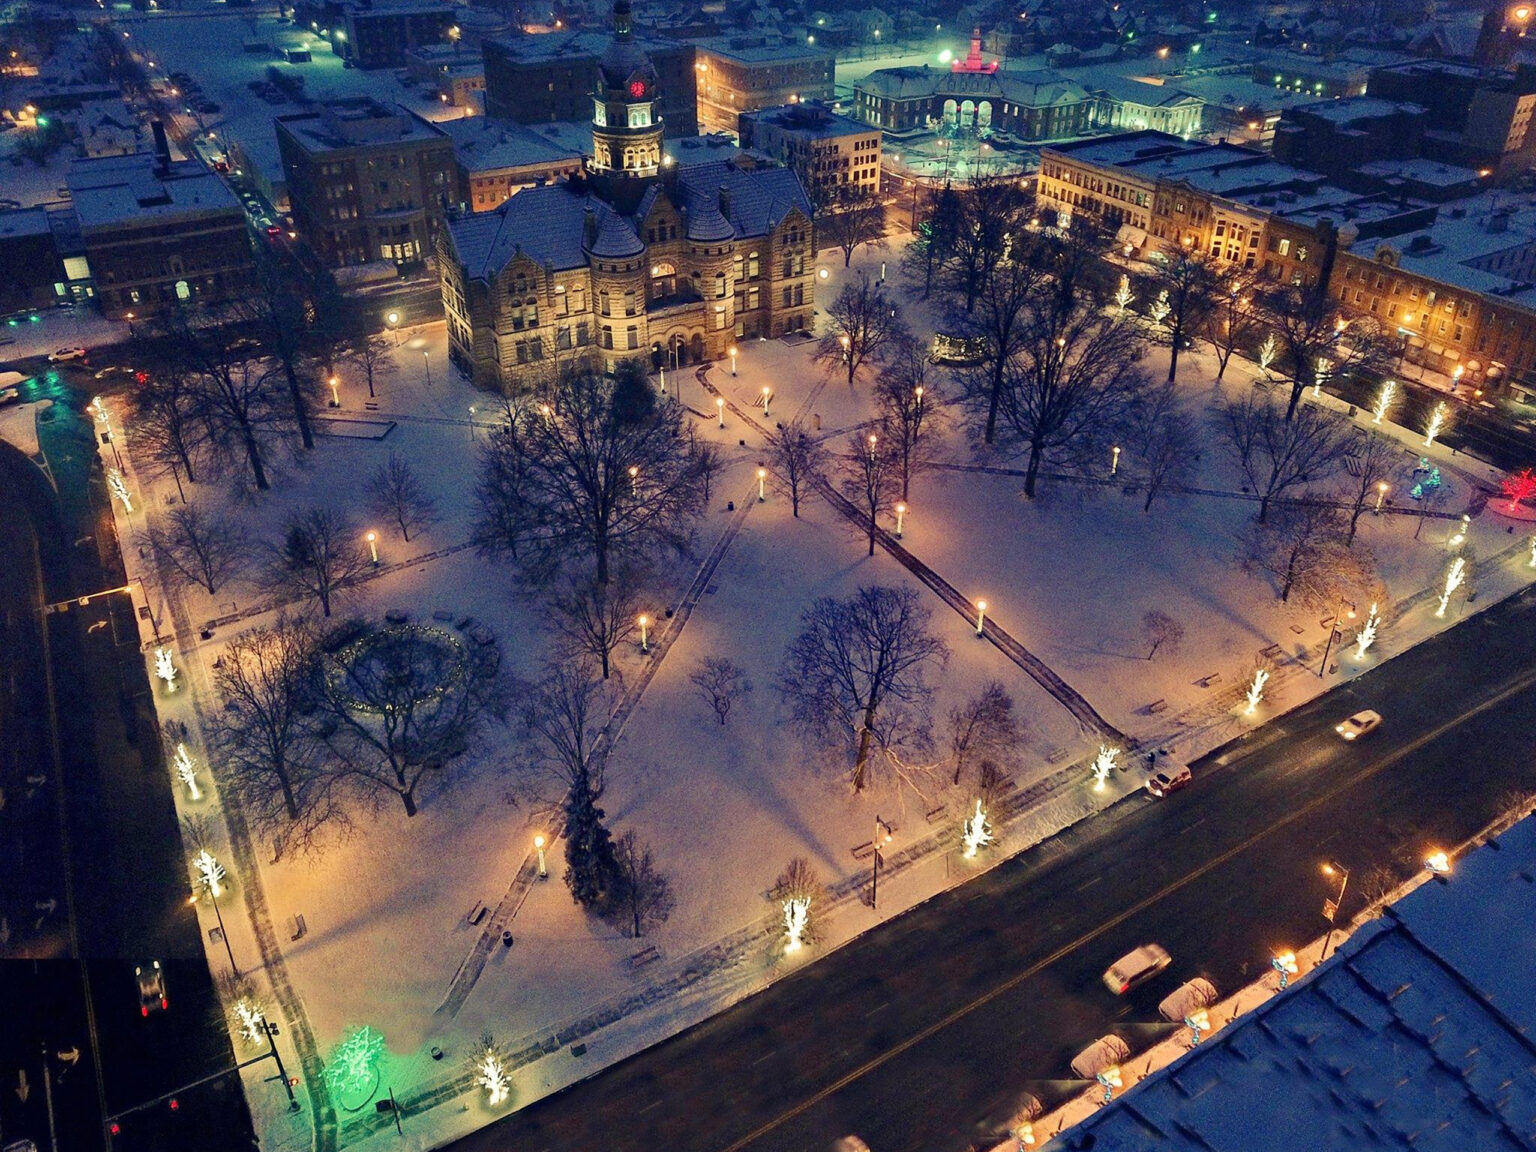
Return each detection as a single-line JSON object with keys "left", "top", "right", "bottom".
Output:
{"left": 276, "top": 99, "right": 456, "bottom": 269}
{"left": 692, "top": 37, "right": 836, "bottom": 136}
{"left": 1036, "top": 129, "right": 1536, "bottom": 397}
{"left": 438, "top": 1, "right": 816, "bottom": 392}
{"left": 737, "top": 101, "right": 881, "bottom": 199}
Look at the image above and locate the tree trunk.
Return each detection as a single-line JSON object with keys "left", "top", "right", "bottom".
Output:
{"left": 1143, "top": 484, "right": 1157, "bottom": 513}
{"left": 284, "top": 361, "right": 315, "bottom": 450}
{"left": 278, "top": 766, "right": 299, "bottom": 820}
{"left": 1215, "top": 350, "right": 1230, "bottom": 381}
{"left": 1285, "top": 382, "right": 1303, "bottom": 421}
{"left": 1347, "top": 504, "right": 1363, "bottom": 545}
{"left": 239, "top": 423, "right": 270, "bottom": 491}
{"left": 596, "top": 536, "right": 610, "bottom": 585}
{"left": 171, "top": 461, "right": 186, "bottom": 504}
{"left": 1023, "top": 443, "right": 1044, "bottom": 499}
{"left": 600, "top": 648, "right": 611, "bottom": 679}
{"left": 401, "top": 789, "right": 417, "bottom": 817}
{"left": 852, "top": 710, "right": 876, "bottom": 791}
{"left": 1258, "top": 493, "right": 1271, "bottom": 523}
{"left": 791, "top": 485, "right": 800, "bottom": 517}
{"left": 843, "top": 247, "right": 853, "bottom": 268}
{"left": 984, "top": 362, "right": 1003, "bottom": 445}
{"left": 1167, "top": 339, "right": 1180, "bottom": 383}
{"left": 866, "top": 506, "right": 876, "bottom": 556}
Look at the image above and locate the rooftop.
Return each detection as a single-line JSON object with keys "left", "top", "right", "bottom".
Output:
{"left": 1042, "top": 129, "right": 1207, "bottom": 168}
{"left": 1349, "top": 191, "right": 1536, "bottom": 301}
{"left": 1355, "top": 158, "right": 1486, "bottom": 188}
{"left": 276, "top": 100, "right": 448, "bottom": 153}
{"left": 0, "top": 206, "right": 53, "bottom": 240}
{"left": 1290, "top": 95, "right": 1426, "bottom": 124}
{"left": 693, "top": 35, "right": 834, "bottom": 66}
{"left": 439, "top": 116, "right": 582, "bottom": 174}
{"left": 1045, "top": 815, "right": 1536, "bottom": 1152}
{"left": 487, "top": 27, "right": 680, "bottom": 65}
{"left": 67, "top": 153, "right": 242, "bottom": 231}
{"left": 739, "top": 101, "right": 872, "bottom": 140}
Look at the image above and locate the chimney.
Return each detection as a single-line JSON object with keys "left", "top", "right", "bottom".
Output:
{"left": 583, "top": 205, "right": 598, "bottom": 248}
{"left": 151, "top": 120, "right": 171, "bottom": 174}
{"left": 718, "top": 183, "right": 732, "bottom": 219}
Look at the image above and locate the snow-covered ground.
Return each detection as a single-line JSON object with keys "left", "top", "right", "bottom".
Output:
{"left": 91, "top": 236, "right": 1535, "bottom": 1151}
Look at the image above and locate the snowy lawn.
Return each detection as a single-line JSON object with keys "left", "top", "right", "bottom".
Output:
{"left": 104, "top": 237, "right": 1536, "bottom": 1151}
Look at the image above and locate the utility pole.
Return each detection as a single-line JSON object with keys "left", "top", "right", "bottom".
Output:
{"left": 871, "top": 816, "right": 892, "bottom": 910}
{"left": 1321, "top": 861, "right": 1349, "bottom": 961}
{"left": 265, "top": 1021, "right": 301, "bottom": 1113}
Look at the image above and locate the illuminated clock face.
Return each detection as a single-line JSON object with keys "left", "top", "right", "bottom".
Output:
{"left": 629, "top": 79, "right": 648, "bottom": 99}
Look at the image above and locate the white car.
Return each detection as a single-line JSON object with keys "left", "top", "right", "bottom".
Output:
{"left": 48, "top": 346, "right": 87, "bottom": 362}
{"left": 1335, "top": 709, "right": 1382, "bottom": 741}
{"left": 1102, "top": 943, "right": 1172, "bottom": 995}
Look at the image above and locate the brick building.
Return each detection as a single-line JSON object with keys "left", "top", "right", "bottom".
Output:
{"left": 439, "top": 1, "right": 815, "bottom": 392}
{"left": 738, "top": 100, "right": 880, "bottom": 199}
{"left": 693, "top": 37, "right": 835, "bottom": 136}
{"left": 336, "top": 0, "right": 457, "bottom": 70}
{"left": 0, "top": 207, "right": 65, "bottom": 313}
{"left": 276, "top": 99, "right": 456, "bottom": 269}
{"left": 66, "top": 129, "right": 253, "bottom": 319}
{"left": 440, "top": 116, "right": 584, "bottom": 212}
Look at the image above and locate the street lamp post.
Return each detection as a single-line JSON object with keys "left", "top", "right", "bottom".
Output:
{"left": 328, "top": 375, "right": 340, "bottom": 408}
{"left": 533, "top": 834, "right": 548, "bottom": 879}
{"left": 895, "top": 502, "right": 906, "bottom": 537}
{"left": 638, "top": 614, "right": 650, "bottom": 653}
{"left": 761, "top": 385, "right": 772, "bottom": 416}
{"left": 1320, "top": 861, "right": 1349, "bottom": 960}
{"left": 716, "top": 397, "right": 725, "bottom": 428}
{"left": 192, "top": 879, "right": 239, "bottom": 977}
{"left": 423, "top": 350, "right": 432, "bottom": 388}
{"left": 729, "top": 345, "right": 738, "bottom": 376}
{"left": 871, "top": 816, "right": 892, "bottom": 909}
{"left": 365, "top": 531, "right": 379, "bottom": 565}
{"left": 1318, "top": 599, "right": 1355, "bottom": 677}
{"left": 757, "top": 467, "right": 767, "bottom": 502}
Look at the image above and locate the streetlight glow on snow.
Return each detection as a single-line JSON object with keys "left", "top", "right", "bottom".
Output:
{"left": 1424, "top": 850, "right": 1450, "bottom": 874}
{"left": 961, "top": 798, "right": 993, "bottom": 858}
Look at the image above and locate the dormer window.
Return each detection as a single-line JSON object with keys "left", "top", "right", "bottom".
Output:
{"left": 594, "top": 100, "right": 607, "bottom": 127}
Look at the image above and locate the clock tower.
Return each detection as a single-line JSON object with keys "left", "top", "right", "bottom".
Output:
{"left": 591, "top": 0, "right": 663, "bottom": 179}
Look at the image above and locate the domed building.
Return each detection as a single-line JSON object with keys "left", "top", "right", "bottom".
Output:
{"left": 439, "top": 0, "right": 816, "bottom": 392}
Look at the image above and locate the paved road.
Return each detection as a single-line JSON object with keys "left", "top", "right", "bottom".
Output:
{"left": 449, "top": 583, "right": 1536, "bottom": 1152}
{"left": 0, "top": 392, "right": 255, "bottom": 1152}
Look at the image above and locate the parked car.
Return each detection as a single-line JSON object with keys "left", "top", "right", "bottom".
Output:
{"left": 135, "top": 961, "right": 168, "bottom": 1016}
{"left": 1146, "top": 764, "right": 1192, "bottom": 798}
{"left": 1102, "top": 944, "right": 1172, "bottom": 995}
{"left": 48, "top": 346, "right": 87, "bottom": 362}
{"left": 1335, "top": 709, "right": 1382, "bottom": 741}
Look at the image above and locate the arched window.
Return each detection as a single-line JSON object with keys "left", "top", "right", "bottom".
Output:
{"left": 650, "top": 261, "right": 677, "bottom": 298}
{"left": 715, "top": 271, "right": 727, "bottom": 298}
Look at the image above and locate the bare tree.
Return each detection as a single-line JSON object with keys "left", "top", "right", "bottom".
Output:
{"left": 129, "top": 360, "right": 206, "bottom": 501}
{"left": 1141, "top": 610, "right": 1185, "bottom": 660}
{"left": 902, "top": 181, "right": 960, "bottom": 299}
{"left": 957, "top": 247, "right": 1045, "bottom": 445}
{"left": 1242, "top": 503, "right": 1378, "bottom": 609}
{"left": 475, "top": 369, "right": 710, "bottom": 585}
{"left": 767, "top": 422, "right": 827, "bottom": 517}
{"left": 316, "top": 621, "right": 506, "bottom": 817}
{"left": 365, "top": 451, "right": 438, "bottom": 542}
{"left": 778, "top": 585, "right": 950, "bottom": 792}
{"left": 1126, "top": 381, "right": 1198, "bottom": 512}
{"left": 814, "top": 276, "right": 910, "bottom": 387}
{"left": 246, "top": 251, "right": 323, "bottom": 451}
{"left": 1339, "top": 432, "right": 1400, "bottom": 545}
{"left": 1145, "top": 249, "right": 1218, "bottom": 383}
{"left": 839, "top": 431, "right": 898, "bottom": 557}
{"left": 939, "top": 171, "right": 1031, "bottom": 312}
{"left": 518, "top": 662, "right": 621, "bottom": 908}
{"left": 1202, "top": 270, "right": 1263, "bottom": 381}
{"left": 610, "top": 831, "right": 674, "bottom": 938}
{"left": 345, "top": 328, "right": 395, "bottom": 399}
{"left": 1220, "top": 393, "right": 1349, "bottom": 522}
{"left": 946, "top": 681, "right": 1021, "bottom": 787}
{"left": 206, "top": 615, "right": 345, "bottom": 860}
{"left": 875, "top": 334, "right": 942, "bottom": 502}
{"left": 689, "top": 656, "right": 751, "bottom": 725}
{"left": 261, "top": 507, "right": 370, "bottom": 617}
{"left": 1414, "top": 478, "right": 1450, "bottom": 540}
{"left": 145, "top": 502, "right": 250, "bottom": 595}
{"left": 816, "top": 184, "right": 886, "bottom": 268}
{"left": 545, "top": 570, "right": 642, "bottom": 680}
{"left": 1259, "top": 282, "right": 1388, "bottom": 420}
{"left": 991, "top": 288, "right": 1149, "bottom": 498}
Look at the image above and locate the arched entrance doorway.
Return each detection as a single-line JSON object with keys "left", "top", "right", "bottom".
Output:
{"left": 942, "top": 98, "right": 957, "bottom": 129}
{"left": 977, "top": 100, "right": 992, "bottom": 132}
{"left": 689, "top": 332, "right": 705, "bottom": 363}
{"left": 670, "top": 333, "right": 688, "bottom": 366}
{"left": 960, "top": 100, "right": 975, "bottom": 130}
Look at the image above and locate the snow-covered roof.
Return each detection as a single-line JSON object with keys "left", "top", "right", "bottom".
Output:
{"left": 67, "top": 153, "right": 242, "bottom": 231}
{"left": 1044, "top": 816, "right": 1536, "bottom": 1152}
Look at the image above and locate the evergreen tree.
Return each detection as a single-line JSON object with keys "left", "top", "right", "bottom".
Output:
{"left": 564, "top": 780, "right": 620, "bottom": 909}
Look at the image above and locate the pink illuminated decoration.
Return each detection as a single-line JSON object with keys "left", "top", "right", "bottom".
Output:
{"left": 951, "top": 27, "right": 998, "bottom": 73}
{"left": 1501, "top": 467, "right": 1536, "bottom": 512}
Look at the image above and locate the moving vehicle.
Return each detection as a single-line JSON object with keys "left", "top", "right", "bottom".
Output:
{"left": 1146, "top": 764, "right": 1192, "bottom": 798}
{"left": 48, "top": 346, "right": 87, "bottom": 362}
{"left": 135, "top": 961, "right": 168, "bottom": 1016}
{"left": 1335, "top": 709, "right": 1382, "bottom": 741}
{"left": 1102, "top": 944, "right": 1172, "bottom": 995}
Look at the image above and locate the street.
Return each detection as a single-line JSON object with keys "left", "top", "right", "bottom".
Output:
{"left": 0, "top": 394, "right": 255, "bottom": 1152}
{"left": 449, "top": 582, "right": 1536, "bottom": 1152}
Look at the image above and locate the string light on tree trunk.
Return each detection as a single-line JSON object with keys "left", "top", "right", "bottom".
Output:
{"left": 1436, "top": 556, "right": 1466, "bottom": 618}
{"left": 782, "top": 895, "right": 811, "bottom": 953}
{"left": 108, "top": 468, "right": 134, "bottom": 513}
{"left": 173, "top": 742, "right": 202, "bottom": 800}
{"left": 1312, "top": 356, "right": 1329, "bottom": 398}
{"left": 716, "top": 397, "right": 725, "bottom": 427}
{"left": 1149, "top": 289, "right": 1171, "bottom": 325}
{"left": 154, "top": 646, "right": 178, "bottom": 692}
{"left": 1244, "top": 667, "right": 1269, "bottom": 714}
{"left": 1424, "top": 401, "right": 1449, "bottom": 447}
{"left": 960, "top": 798, "right": 993, "bottom": 858}
{"left": 1091, "top": 745, "right": 1118, "bottom": 790}
{"left": 475, "top": 1040, "right": 511, "bottom": 1108}
{"left": 1372, "top": 379, "right": 1397, "bottom": 426}
{"left": 1528, "top": 534, "right": 1536, "bottom": 568}
{"left": 1258, "top": 333, "right": 1277, "bottom": 377}
{"left": 1114, "top": 274, "right": 1134, "bottom": 314}
{"left": 637, "top": 614, "right": 650, "bottom": 652}
{"left": 193, "top": 848, "right": 225, "bottom": 898}
{"left": 974, "top": 599, "right": 987, "bottom": 636}
{"left": 1353, "top": 603, "right": 1379, "bottom": 659}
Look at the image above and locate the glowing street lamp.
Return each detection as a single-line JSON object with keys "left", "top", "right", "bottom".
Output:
{"left": 757, "top": 467, "right": 767, "bottom": 502}
{"left": 533, "top": 834, "right": 548, "bottom": 879}
{"left": 729, "top": 345, "right": 738, "bottom": 375}
{"left": 1110, "top": 445, "right": 1121, "bottom": 475}
{"left": 638, "top": 614, "right": 650, "bottom": 652}
{"left": 716, "top": 396, "right": 726, "bottom": 427}
{"left": 1424, "top": 849, "right": 1450, "bottom": 874}
{"left": 1374, "top": 481, "right": 1389, "bottom": 513}
{"left": 894, "top": 501, "right": 906, "bottom": 537}
{"left": 974, "top": 599, "right": 987, "bottom": 636}
{"left": 761, "top": 385, "right": 772, "bottom": 416}
{"left": 468, "top": 405, "right": 476, "bottom": 441}
{"left": 365, "top": 531, "right": 379, "bottom": 565}
{"left": 1184, "top": 1009, "right": 1210, "bottom": 1045}
{"left": 1320, "top": 861, "right": 1349, "bottom": 959}
{"left": 1271, "top": 950, "right": 1298, "bottom": 988}
{"left": 328, "top": 375, "right": 340, "bottom": 407}
{"left": 423, "top": 349, "right": 432, "bottom": 388}
{"left": 867, "top": 433, "right": 878, "bottom": 460}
